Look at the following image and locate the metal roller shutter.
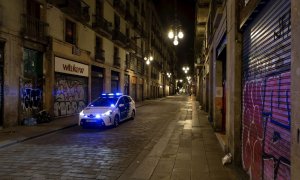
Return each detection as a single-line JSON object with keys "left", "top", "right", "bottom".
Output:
{"left": 54, "top": 73, "right": 88, "bottom": 117}
{"left": 241, "top": 0, "right": 291, "bottom": 179}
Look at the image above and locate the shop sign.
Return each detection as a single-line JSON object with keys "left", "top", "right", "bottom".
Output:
{"left": 55, "top": 57, "right": 88, "bottom": 77}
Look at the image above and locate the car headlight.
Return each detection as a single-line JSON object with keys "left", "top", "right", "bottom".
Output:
{"left": 102, "top": 110, "right": 112, "bottom": 116}
{"left": 79, "top": 111, "right": 84, "bottom": 116}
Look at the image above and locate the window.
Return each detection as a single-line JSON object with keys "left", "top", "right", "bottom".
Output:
{"left": 114, "top": 47, "right": 119, "bottom": 57}
{"left": 27, "top": 0, "right": 41, "bottom": 19}
{"left": 65, "top": 19, "right": 76, "bottom": 45}
{"left": 96, "top": 36, "right": 103, "bottom": 51}
{"left": 23, "top": 48, "right": 43, "bottom": 78}
{"left": 114, "top": 13, "right": 120, "bottom": 30}
{"left": 96, "top": 0, "right": 104, "bottom": 16}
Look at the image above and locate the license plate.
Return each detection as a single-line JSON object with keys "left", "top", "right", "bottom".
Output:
{"left": 86, "top": 119, "right": 97, "bottom": 122}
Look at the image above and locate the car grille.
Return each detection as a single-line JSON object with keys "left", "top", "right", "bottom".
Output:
{"left": 80, "top": 119, "right": 105, "bottom": 127}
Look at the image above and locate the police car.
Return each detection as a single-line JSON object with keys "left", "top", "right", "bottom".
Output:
{"left": 79, "top": 93, "right": 135, "bottom": 128}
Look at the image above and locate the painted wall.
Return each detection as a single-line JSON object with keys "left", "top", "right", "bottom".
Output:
{"left": 242, "top": 73, "right": 291, "bottom": 179}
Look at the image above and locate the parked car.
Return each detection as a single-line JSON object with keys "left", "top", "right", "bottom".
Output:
{"left": 79, "top": 93, "right": 135, "bottom": 128}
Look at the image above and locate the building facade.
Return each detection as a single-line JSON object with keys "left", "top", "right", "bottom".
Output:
{"left": 0, "top": 0, "right": 177, "bottom": 127}
{"left": 195, "top": 0, "right": 300, "bottom": 179}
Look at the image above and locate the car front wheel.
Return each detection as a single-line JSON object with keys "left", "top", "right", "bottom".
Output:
{"left": 131, "top": 110, "right": 135, "bottom": 120}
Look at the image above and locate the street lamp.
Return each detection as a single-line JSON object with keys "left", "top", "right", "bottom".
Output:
{"left": 144, "top": 54, "right": 153, "bottom": 65}
{"left": 186, "top": 76, "right": 191, "bottom": 83}
{"left": 182, "top": 66, "right": 189, "bottom": 74}
{"left": 167, "top": 0, "right": 184, "bottom": 46}
{"left": 167, "top": 72, "right": 172, "bottom": 78}
{"left": 168, "top": 25, "right": 184, "bottom": 46}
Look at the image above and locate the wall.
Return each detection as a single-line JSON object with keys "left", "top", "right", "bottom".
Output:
{"left": 291, "top": 0, "right": 300, "bottom": 178}
{"left": 0, "top": 0, "right": 23, "bottom": 126}
{"left": 226, "top": 0, "right": 242, "bottom": 164}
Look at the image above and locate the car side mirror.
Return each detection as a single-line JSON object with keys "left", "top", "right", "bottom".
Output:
{"left": 119, "top": 104, "right": 124, "bottom": 107}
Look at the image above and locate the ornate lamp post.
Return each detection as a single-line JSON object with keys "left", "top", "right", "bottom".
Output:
{"left": 167, "top": 0, "right": 184, "bottom": 46}
{"left": 182, "top": 66, "right": 189, "bottom": 74}
{"left": 144, "top": 54, "right": 153, "bottom": 65}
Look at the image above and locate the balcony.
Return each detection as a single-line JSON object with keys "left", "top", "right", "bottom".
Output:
{"left": 48, "top": 0, "right": 90, "bottom": 23}
{"left": 125, "top": 57, "right": 130, "bottom": 70}
{"left": 113, "top": 56, "right": 121, "bottom": 67}
{"left": 95, "top": 49, "right": 105, "bottom": 63}
{"left": 21, "top": 14, "right": 49, "bottom": 44}
{"left": 113, "top": 0, "right": 126, "bottom": 16}
{"left": 134, "top": 21, "right": 142, "bottom": 35}
{"left": 136, "top": 46, "right": 143, "bottom": 58}
{"left": 92, "top": 15, "right": 113, "bottom": 38}
{"left": 112, "top": 29, "right": 128, "bottom": 47}
{"left": 126, "top": 39, "right": 137, "bottom": 53}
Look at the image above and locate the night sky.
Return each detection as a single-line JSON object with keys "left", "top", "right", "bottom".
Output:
{"left": 153, "top": 0, "right": 196, "bottom": 78}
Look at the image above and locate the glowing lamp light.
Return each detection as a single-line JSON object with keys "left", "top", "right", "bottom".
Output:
{"left": 149, "top": 56, "right": 153, "bottom": 61}
{"left": 168, "top": 30, "right": 174, "bottom": 39}
{"left": 178, "top": 31, "right": 184, "bottom": 39}
{"left": 146, "top": 60, "right": 150, "bottom": 65}
{"left": 173, "top": 39, "right": 178, "bottom": 46}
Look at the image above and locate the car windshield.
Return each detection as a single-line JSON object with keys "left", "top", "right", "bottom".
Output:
{"left": 89, "top": 97, "right": 119, "bottom": 107}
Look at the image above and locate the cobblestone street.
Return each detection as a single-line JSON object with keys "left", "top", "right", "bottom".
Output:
{"left": 0, "top": 97, "right": 186, "bottom": 179}
{"left": 0, "top": 96, "right": 247, "bottom": 179}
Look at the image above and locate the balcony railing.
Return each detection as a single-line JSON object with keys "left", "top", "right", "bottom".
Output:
{"left": 113, "top": 56, "right": 121, "bottom": 67}
{"left": 125, "top": 57, "right": 130, "bottom": 70}
{"left": 113, "top": 0, "right": 125, "bottom": 16}
{"left": 134, "top": 21, "right": 142, "bottom": 34}
{"left": 92, "top": 15, "right": 113, "bottom": 38}
{"left": 21, "top": 14, "right": 49, "bottom": 44}
{"left": 95, "top": 49, "right": 105, "bottom": 63}
{"left": 48, "top": 0, "right": 90, "bottom": 22}
{"left": 112, "top": 29, "right": 128, "bottom": 47}
{"left": 136, "top": 46, "right": 143, "bottom": 57}
{"left": 126, "top": 39, "right": 137, "bottom": 53}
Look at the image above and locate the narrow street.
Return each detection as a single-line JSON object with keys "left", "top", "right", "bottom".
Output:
{"left": 0, "top": 96, "right": 245, "bottom": 179}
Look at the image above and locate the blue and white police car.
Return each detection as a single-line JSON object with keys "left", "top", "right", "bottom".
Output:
{"left": 79, "top": 93, "right": 136, "bottom": 128}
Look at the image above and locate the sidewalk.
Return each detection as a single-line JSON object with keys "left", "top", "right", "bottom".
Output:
{"left": 0, "top": 100, "right": 152, "bottom": 149}
{"left": 119, "top": 95, "right": 248, "bottom": 180}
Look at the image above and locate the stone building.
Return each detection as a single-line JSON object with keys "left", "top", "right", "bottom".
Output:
{"left": 0, "top": 0, "right": 177, "bottom": 127}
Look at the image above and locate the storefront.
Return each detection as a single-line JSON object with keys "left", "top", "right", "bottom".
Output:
{"left": 20, "top": 48, "right": 43, "bottom": 117}
{"left": 137, "top": 77, "right": 143, "bottom": 101}
{"left": 53, "top": 57, "right": 88, "bottom": 117}
{"left": 111, "top": 71, "right": 120, "bottom": 93}
{"left": 91, "top": 66, "right": 104, "bottom": 100}
{"left": 131, "top": 76, "right": 137, "bottom": 101}
{"left": 124, "top": 74, "right": 129, "bottom": 95}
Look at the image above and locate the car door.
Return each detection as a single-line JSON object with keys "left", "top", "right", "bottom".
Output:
{"left": 118, "top": 97, "right": 126, "bottom": 120}
{"left": 123, "top": 96, "right": 130, "bottom": 118}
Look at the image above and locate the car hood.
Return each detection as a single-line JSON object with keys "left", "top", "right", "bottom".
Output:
{"left": 82, "top": 107, "right": 113, "bottom": 114}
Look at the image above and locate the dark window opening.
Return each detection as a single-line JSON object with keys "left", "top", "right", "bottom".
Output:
{"left": 65, "top": 19, "right": 76, "bottom": 45}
